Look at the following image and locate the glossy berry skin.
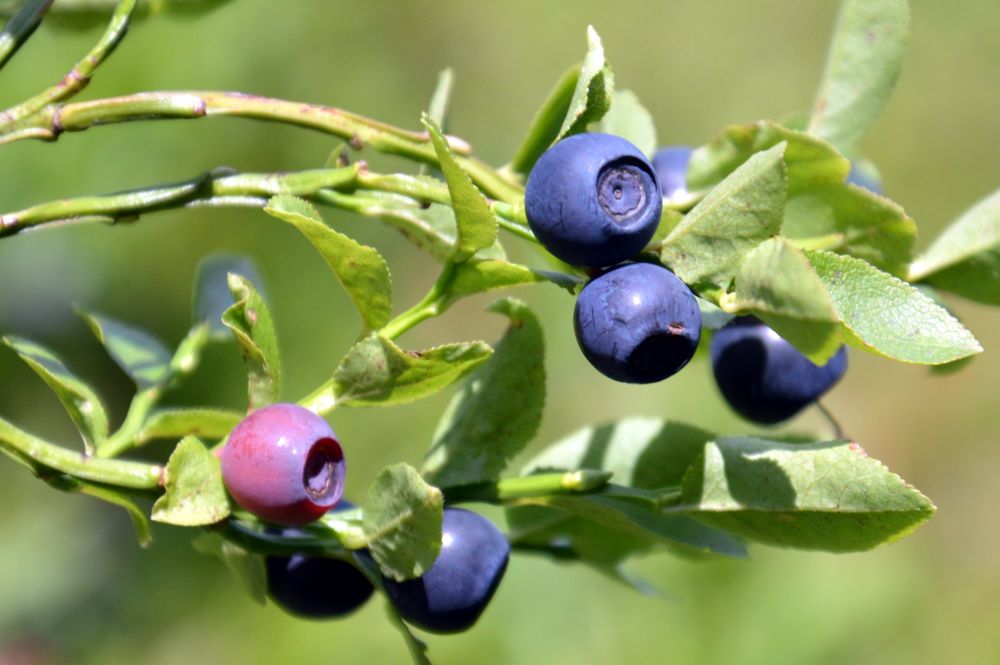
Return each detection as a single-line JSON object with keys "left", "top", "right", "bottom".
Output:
{"left": 221, "top": 403, "right": 345, "bottom": 525}
{"left": 711, "top": 317, "right": 848, "bottom": 424}
{"left": 652, "top": 145, "right": 694, "bottom": 199}
{"left": 846, "top": 162, "right": 884, "bottom": 195}
{"left": 574, "top": 262, "right": 701, "bottom": 383}
{"left": 524, "top": 133, "right": 662, "bottom": 267}
{"left": 265, "top": 504, "right": 374, "bottom": 619}
{"left": 381, "top": 508, "right": 510, "bottom": 634}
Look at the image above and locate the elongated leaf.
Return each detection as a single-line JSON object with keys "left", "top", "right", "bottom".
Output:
{"left": 688, "top": 120, "right": 849, "bottom": 193}
{"left": 152, "top": 436, "right": 230, "bottom": 526}
{"left": 661, "top": 143, "right": 787, "bottom": 295}
{"left": 264, "top": 195, "right": 392, "bottom": 331}
{"left": 74, "top": 480, "right": 154, "bottom": 548}
{"left": 807, "top": 0, "right": 910, "bottom": 151}
{"left": 192, "top": 532, "right": 267, "bottom": 605}
{"left": 422, "top": 117, "right": 497, "bottom": 262}
{"left": 222, "top": 275, "right": 281, "bottom": 409}
{"left": 595, "top": 89, "right": 657, "bottom": 157}
{"left": 783, "top": 183, "right": 916, "bottom": 277}
{"left": 79, "top": 310, "right": 172, "bottom": 389}
{"left": 508, "top": 65, "right": 580, "bottom": 175}
{"left": 806, "top": 250, "right": 981, "bottom": 364}
{"left": 329, "top": 335, "right": 493, "bottom": 408}
{"left": 426, "top": 67, "right": 453, "bottom": 129}
{"left": 732, "top": 238, "right": 841, "bottom": 362}
{"left": 679, "top": 437, "right": 935, "bottom": 551}
{"left": 2, "top": 335, "right": 108, "bottom": 453}
{"left": 447, "top": 259, "right": 584, "bottom": 303}
{"left": 137, "top": 408, "right": 242, "bottom": 445}
{"left": 422, "top": 298, "right": 544, "bottom": 487}
{"left": 556, "top": 25, "right": 614, "bottom": 141}
{"left": 193, "top": 253, "right": 264, "bottom": 340}
{"left": 362, "top": 463, "right": 443, "bottom": 581}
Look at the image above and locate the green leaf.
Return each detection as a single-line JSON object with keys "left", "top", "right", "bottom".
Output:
{"left": 264, "top": 195, "right": 392, "bottom": 331}
{"left": 556, "top": 25, "right": 614, "bottom": 141}
{"left": 329, "top": 334, "right": 493, "bottom": 408}
{"left": 152, "top": 436, "right": 230, "bottom": 526}
{"left": 508, "top": 65, "right": 580, "bottom": 176}
{"left": 79, "top": 309, "right": 172, "bottom": 389}
{"left": 192, "top": 532, "right": 267, "bottom": 605}
{"left": 660, "top": 142, "right": 788, "bottom": 295}
{"left": 422, "top": 116, "right": 497, "bottom": 262}
{"left": 362, "top": 463, "right": 444, "bottom": 582}
{"left": 688, "top": 120, "right": 849, "bottom": 193}
{"left": 2, "top": 335, "right": 108, "bottom": 454}
{"left": 74, "top": 480, "right": 154, "bottom": 548}
{"left": 909, "top": 188, "right": 1000, "bottom": 304}
{"left": 783, "top": 183, "right": 916, "bottom": 277}
{"left": 807, "top": 0, "right": 910, "bottom": 151}
{"left": 222, "top": 274, "right": 281, "bottom": 409}
{"left": 426, "top": 67, "right": 454, "bottom": 129}
{"left": 679, "top": 437, "right": 935, "bottom": 551}
{"left": 136, "top": 408, "right": 242, "bottom": 445}
{"left": 805, "top": 250, "right": 982, "bottom": 364}
{"left": 732, "top": 238, "right": 841, "bottom": 363}
{"left": 595, "top": 89, "right": 657, "bottom": 157}
{"left": 193, "top": 253, "right": 264, "bottom": 340}
{"left": 422, "top": 298, "right": 544, "bottom": 487}
{"left": 447, "top": 258, "right": 583, "bottom": 303}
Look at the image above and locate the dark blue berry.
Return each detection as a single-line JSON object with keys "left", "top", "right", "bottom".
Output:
{"left": 524, "top": 133, "right": 662, "bottom": 267}
{"left": 221, "top": 403, "right": 345, "bottom": 525}
{"left": 652, "top": 146, "right": 693, "bottom": 198}
{"left": 846, "top": 161, "right": 884, "bottom": 195}
{"left": 574, "top": 262, "right": 701, "bottom": 383}
{"left": 382, "top": 508, "right": 509, "bottom": 634}
{"left": 711, "top": 316, "right": 848, "bottom": 424}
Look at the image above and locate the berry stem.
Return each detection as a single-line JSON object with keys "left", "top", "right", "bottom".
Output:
{"left": 816, "top": 400, "right": 845, "bottom": 439}
{"left": 441, "top": 470, "right": 613, "bottom": 503}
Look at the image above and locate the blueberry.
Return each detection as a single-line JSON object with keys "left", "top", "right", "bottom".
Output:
{"left": 846, "top": 161, "right": 884, "bottom": 195}
{"left": 524, "top": 133, "right": 662, "bottom": 267}
{"left": 652, "top": 146, "right": 694, "bottom": 198}
{"left": 265, "top": 503, "right": 374, "bottom": 619}
{"left": 221, "top": 403, "right": 345, "bottom": 525}
{"left": 711, "top": 316, "right": 848, "bottom": 424}
{"left": 574, "top": 262, "right": 701, "bottom": 383}
{"left": 382, "top": 508, "right": 509, "bottom": 634}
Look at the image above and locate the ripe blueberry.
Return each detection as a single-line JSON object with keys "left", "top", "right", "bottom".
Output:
{"left": 846, "top": 161, "right": 884, "bottom": 195}
{"left": 381, "top": 508, "right": 509, "bottom": 634}
{"left": 265, "top": 504, "right": 374, "bottom": 619}
{"left": 652, "top": 145, "right": 694, "bottom": 199}
{"left": 711, "top": 316, "right": 848, "bottom": 424}
{"left": 221, "top": 403, "right": 345, "bottom": 525}
{"left": 574, "top": 262, "right": 701, "bottom": 383}
{"left": 524, "top": 133, "right": 662, "bottom": 267}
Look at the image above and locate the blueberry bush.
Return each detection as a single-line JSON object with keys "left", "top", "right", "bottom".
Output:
{"left": 1, "top": 1, "right": 998, "bottom": 662}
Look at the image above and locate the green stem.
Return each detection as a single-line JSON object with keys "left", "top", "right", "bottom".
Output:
{"left": 0, "top": 0, "right": 136, "bottom": 126}
{"left": 379, "top": 262, "right": 457, "bottom": 340}
{"left": 0, "top": 0, "right": 54, "bottom": 69}
{"left": 442, "top": 470, "right": 613, "bottom": 504}
{"left": 0, "top": 417, "right": 162, "bottom": 489}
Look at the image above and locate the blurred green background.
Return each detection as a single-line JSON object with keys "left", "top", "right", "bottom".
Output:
{"left": 2, "top": 1, "right": 999, "bottom": 663}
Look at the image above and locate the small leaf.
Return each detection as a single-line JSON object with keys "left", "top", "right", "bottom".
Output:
{"left": 329, "top": 335, "right": 493, "bottom": 408}
{"left": 806, "top": 250, "right": 982, "bottom": 364}
{"left": 422, "top": 298, "right": 544, "bottom": 487}
{"left": 733, "top": 238, "right": 841, "bottom": 362}
{"left": 807, "top": 0, "right": 910, "bottom": 151}
{"left": 193, "top": 253, "right": 264, "bottom": 340}
{"left": 362, "top": 463, "right": 443, "bottom": 582}
{"left": 137, "top": 408, "right": 242, "bottom": 445}
{"left": 507, "top": 65, "right": 580, "bottom": 176}
{"left": 447, "top": 259, "right": 583, "bottom": 302}
{"left": 422, "top": 117, "right": 498, "bottom": 262}
{"left": 556, "top": 25, "right": 614, "bottom": 141}
{"left": 679, "top": 437, "right": 935, "bottom": 551}
{"left": 152, "top": 436, "right": 230, "bottom": 526}
{"left": 264, "top": 195, "right": 393, "bottom": 331}
{"left": 784, "top": 183, "right": 916, "bottom": 277}
{"left": 688, "top": 120, "right": 849, "bottom": 193}
{"left": 2, "top": 336, "right": 109, "bottom": 454}
{"left": 594, "top": 89, "right": 657, "bottom": 157}
{"left": 79, "top": 309, "right": 172, "bottom": 389}
{"left": 192, "top": 532, "right": 267, "bottom": 605}
{"left": 222, "top": 274, "right": 281, "bottom": 409}
{"left": 661, "top": 142, "right": 788, "bottom": 295}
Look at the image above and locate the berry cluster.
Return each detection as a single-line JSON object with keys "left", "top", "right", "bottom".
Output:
{"left": 220, "top": 404, "right": 509, "bottom": 633}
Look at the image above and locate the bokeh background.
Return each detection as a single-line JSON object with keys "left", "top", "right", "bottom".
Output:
{"left": 2, "top": 1, "right": 999, "bottom": 663}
